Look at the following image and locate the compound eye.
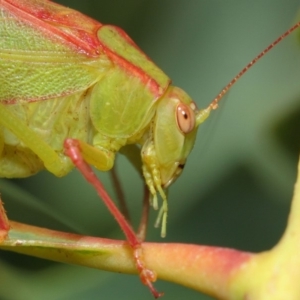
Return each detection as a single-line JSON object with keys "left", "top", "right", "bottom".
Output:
{"left": 176, "top": 103, "right": 195, "bottom": 133}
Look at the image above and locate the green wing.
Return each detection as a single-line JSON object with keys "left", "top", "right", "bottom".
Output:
{"left": 0, "top": 1, "right": 107, "bottom": 103}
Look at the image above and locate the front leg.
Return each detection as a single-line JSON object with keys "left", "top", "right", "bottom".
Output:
{"left": 64, "top": 139, "right": 163, "bottom": 298}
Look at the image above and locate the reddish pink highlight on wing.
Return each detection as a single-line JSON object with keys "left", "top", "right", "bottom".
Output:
{"left": 3, "top": 0, "right": 103, "bottom": 56}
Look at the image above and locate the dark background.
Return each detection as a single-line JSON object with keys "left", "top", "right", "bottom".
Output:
{"left": 1, "top": 1, "right": 300, "bottom": 299}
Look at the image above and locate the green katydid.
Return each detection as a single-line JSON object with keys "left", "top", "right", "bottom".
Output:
{"left": 1, "top": 0, "right": 300, "bottom": 297}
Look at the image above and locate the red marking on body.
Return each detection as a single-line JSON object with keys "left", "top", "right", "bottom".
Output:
{"left": 104, "top": 46, "right": 164, "bottom": 97}
{"left": 3, "top": 0, "right": 103, "bottom": 56}
{"left": 105, "top": 26, "right": 167, "bottom": 97}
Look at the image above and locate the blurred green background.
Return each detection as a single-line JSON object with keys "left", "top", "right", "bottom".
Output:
{"left": 1, "top": 0, "right": 300, "bottom": 299}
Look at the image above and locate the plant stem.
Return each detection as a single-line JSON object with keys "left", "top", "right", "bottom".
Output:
{"left": 0, "top": 220, "right": 252, "bottom": 299}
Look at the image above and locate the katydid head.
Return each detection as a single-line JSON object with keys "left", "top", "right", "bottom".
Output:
{"left": 145, "top": 86, "right": 211, "bottom": 237}
{"left": 154, "top": 86, "right": 210, "bottom": 189}
{"left": 153, "top": 19, "right": 300, "bottom": 187}
{"left": 148, "top": 21, "right": 300, "bottom": 237}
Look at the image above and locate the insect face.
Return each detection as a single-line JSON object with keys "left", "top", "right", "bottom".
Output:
{"left": 153, "top": 86, "right": 200, "bottom": 188}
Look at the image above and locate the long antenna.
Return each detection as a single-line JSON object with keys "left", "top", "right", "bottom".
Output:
{"left": 209, "top": 21, "right": 300, "bottom": 110}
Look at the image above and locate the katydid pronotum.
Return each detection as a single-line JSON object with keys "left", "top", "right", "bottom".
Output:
{"left": 0, "top": 0, "right": 300, "bottom": 297}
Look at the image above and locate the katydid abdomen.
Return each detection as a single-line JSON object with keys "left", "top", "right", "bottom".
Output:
{"left": 0, "top": 92, "right": 91, "bottom": 177}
